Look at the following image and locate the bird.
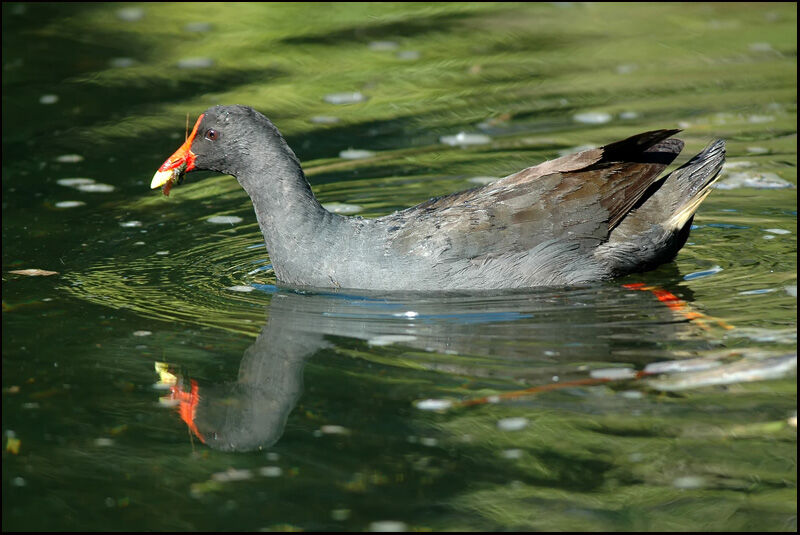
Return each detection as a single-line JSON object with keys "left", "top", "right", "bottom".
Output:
{"left": 152, "top": 105, "right": 724, "bottom": 291}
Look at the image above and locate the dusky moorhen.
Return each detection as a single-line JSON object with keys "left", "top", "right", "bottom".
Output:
{"left": 152, "top": 105, "right": 724, "bottom": 290}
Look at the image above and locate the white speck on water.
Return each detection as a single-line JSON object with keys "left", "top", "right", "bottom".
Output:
{"left": 367, "top": 334, "right": 417, "bottom": 346}
{"left": 369, "top": 521, "right": 408, "bottom": 532}
{"left": 339, "top": 148, "right": 375, "bottom": 159}
{"left": 677, "top": 120, "right": 692, "bottom": 129}
{"left": 331, "top": 509, "right": 351, "bottom": 521}
{"left": 715, "top": 171, "right": 793, "bottom": 190}
{"left": 116, "top": 7, "right": 144, "bottom": 21}
{"left": 258, "top": 466, "right": 283, "bottom": 477}
{"left": 394, "top": 310, "right": 419, "bottom": 318}
{"left": 785, "top": 286, "right": 797, "bottom": 297}
{"left": 683, "top": 265, "right": 723, "bottom": 281}
{"left": 55, "top": 201, "right": 85, "bottom": 208}
{"left": 615, "top": 63, "right": 638, "bottom": 74}
{"left": 76, "top": 183, "right": 115, "bottom": 193}
{"left": 763, "top": 235, "right": 775, "bottom": 240}
{"left": 184, "top": 21, "right": 212, "bottom": 32}
{"left": 94, "top": 437, "right": 114, "bottom": 447}
{"left": 501, "top": 448, "right": 523, "bottom": 459}
{"left": 55, "top": 154, "right": 84, "bottom": 163}
{"left": 440, "top": 131, "right": 491, "bottom": 146}
{"left": 368, "top": 40, "right": 399, "bottom": 51}
{"left": 497, "top": 417, "right": 528, "bottom": 431}
{"left": 134, "top": 241, "right": 145, "bottom": 246}
{"left": 748, "top": 114, "right": 775, "bottom": 124}
{"left": 323, "top": 91, "right": 367, "bottom": 105}
{"left": 119, "top": 221, "right": 142, "bottom": 228}
{"left": 589, "top": 367, "right": 637, "bottom": 380}
{"left": 320, "top": 425, "right": 349, "bottom": 435}
{"left": 227, "top": 285, "right": 254, "bottom": 293}
{"left": 573, "top": 111, "right": 612, "bottom": 124}
{"left": 619, "top": 390, "right": 644, "bottom": 399}
{"left": 738, "top": 288, "right": 776, "bottom": 295}
{"left": 207, "top": 215, "right": 243, "bottom": 224}
{"left": 57, "top": 178, "right": 94, "bottom": 187}
{"left": 155, "top": 251, "right": 170, "bottom": 256}
{"left": 415, "top": 398, "right": 452, "bottom": 411}
{"left": 746, "top": 146, "right": 770, "bottom": 154}
{"left": 487, "top": 395, "right": 500, "bottom": 404}
{"left": 468, "top": 176, "right": 498, "bottom": 185}
{"left": 109, "top": 57, "right": 136, "bottom": 68}
{"left": 764, "top": 228, "right": 791, "bottom": 235}
{"left": 310, "top": 115, "right": 340, "bottom": 124}
{"left": 177, "top": 57, "right": 214, "bottom": 69}
{"left": 133, "top": 330, "right": 152, "bottom": 337}
{"left": 396, "top": 50, "right": 420, "bottom": 60}
{"left": 619, "top": 110, "right": 639, "bottom": 120}
{"left": 11, "top": 477, "right": 26, "bottom": 487}
{"left": 672, "top": 476, "right": 706, "bottom": 489}
{"left": 748, "top": 42, "right": 774, "bottom": 52}
{"left": 211, "top": 468, "right": 253, "bottom": 483}
{"left": 322, "top": 202, "right": 363, "bottom": 214}
{"left": 558, "top": 144, "right": 595, "bottom": 157}
{"left": 39, "top": 94, "right": 58, "bottom": 105}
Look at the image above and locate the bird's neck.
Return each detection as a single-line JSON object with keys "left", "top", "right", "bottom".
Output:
{"left": 236, "top": 149, "right": 340, "bottom": 285}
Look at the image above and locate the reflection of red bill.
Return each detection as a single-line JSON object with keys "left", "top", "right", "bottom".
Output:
{"left": 151, "top": 114, "right": 204, "bottom": 196}
{"left": 622, "top": 282, "right": 734, "bottom": 330}
{"left": 169, "top": 379, "right": 205, "bottom": 443}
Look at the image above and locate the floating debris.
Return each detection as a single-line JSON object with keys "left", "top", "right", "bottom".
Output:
{"left": 415, "top": 399, "right": 453, "bottom": 411}
{"left": 785, "top": 286, "right": 797, "bottom": 297}
{"left": 109, "top": 57, "right": 136, "bottom": 68}
{"left": 259, "top": 466, "right": 283, "bottom": 477}
{"left": 323, "top": 92, "right": 367, "bottom": 105}
{"left": 339, "top": 148, "right": 375, "bottom": 159}
{"left": 116, "top": 7, "right": 144, "bottom": 22}
{"left": 9, "top": 269, "right": 58, "bottom": 276}
{"left": 94, "top": 437, "right": 114, "bottom": 447}
{"left": 55, "top": 154, "right": 84, "bottom": 163}
{"left": 367, "top": 334, "right": 417, "bottom": 346}
{"left": 746, "top": 146, "right": 770, "bottom": 154}
{"left": 497, "top": 417, "right": 528, "bottom": 431}
{"left": 396, "top": 50, "right": 420, "bottom": 60}
{"left": 619, "top": 111, "right": 639, "bottom": 120}
{"left": 672, "top": 476, "right": 706, "bottom": 489}
{"left": 39, "top": 94, "right": 58, "bottom": 105}
{"left": 320, "top": 425, "right": 349, "bottom": 435}
{"left": 322, "top": 203, "right": 362, "bottom": 214}
{"left": 439, "top": 131, "right": 491, "bottom": 146}
{"left": 76, "top": 183, "right": 115, "bottom": 193}
{"left": 207, "top": 215, "right": 243, "bottom": 224}
{"left": 184, "top": 22, "right": 212, "bottom": 32}
{"left": 119, "top": 221, "right": 142, "bottom": 228}
{"left": 683, "top": 265, "right": 722, "bottom": 281}
{"left": 648, "top": 354, "right": 796, "bottom": 391}
{"left": 369, "top": 521, "right": 408, "bottom": 533}
{"left": 58, "top": 178, "right": 94, "bottom": 187}
{"left": 589, "top": 367, "right": 637, "bottom": 380}
{"left": 573, "top": 111, "right": 612, "bottom": 124}
{"left": 133, "top": 330, "right": 152, "bottom": 337}
{"left": 715, "top": 171, "right": 793, "bottom": 190}
{"left": 764, "top": 228, "right": 791, "bottom": 235}
{"left": 227, "top": 285, "right": 254, "bottom": 293}
{"left": 55, "top": 201, "right": 85, "bottom": 208}
{"left": 211, "top": 468, "right": 253, "bottom": 483}
{"left": 368, "top": 40, "right": 399, "bottom": 51}
{"left": 310, "top": 115, "right": 340, "bottom": 124}
{"left": 155, "top": 251, "right": 170, "bottom": 256}
{"left": 501, "top": 448, "right": 523, "bottom": 459}
{"left": 177, "top": 57, "right": 214, "bottom": 69}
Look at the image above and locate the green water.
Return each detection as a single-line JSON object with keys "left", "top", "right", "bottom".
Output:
{"left": 2, "top": 2, "right": 796, "bottom": 531}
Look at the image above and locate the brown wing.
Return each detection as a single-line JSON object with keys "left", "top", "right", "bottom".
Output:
{"left": 385, "top": 130, "right": 684, "bottom": 262}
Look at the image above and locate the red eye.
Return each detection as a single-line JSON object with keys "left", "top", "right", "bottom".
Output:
{"left": 205, "top": 129, "right": 218, "bottom": 141}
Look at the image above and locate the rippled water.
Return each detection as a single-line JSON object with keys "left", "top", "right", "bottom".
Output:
{"left": 2, "top": 3, "right": 796, "bottom": 531}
